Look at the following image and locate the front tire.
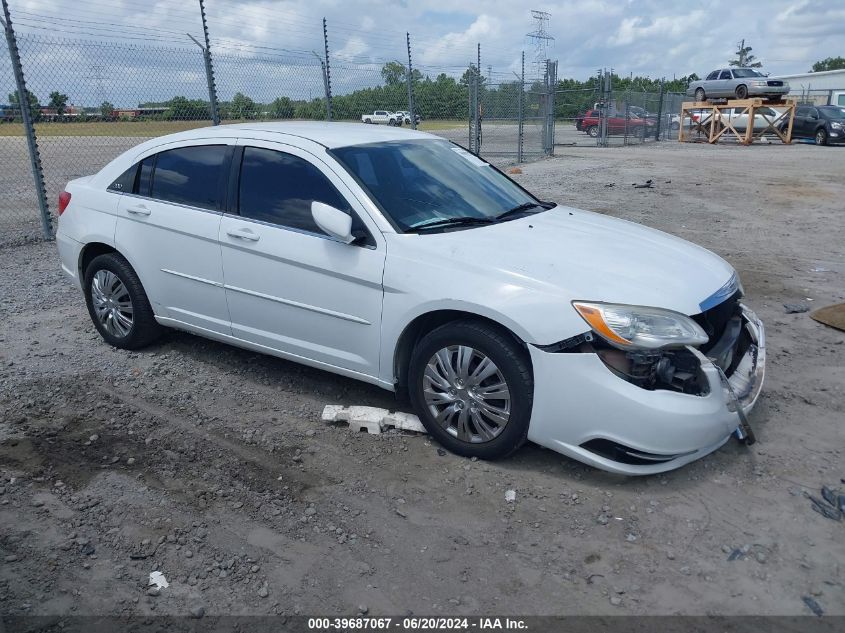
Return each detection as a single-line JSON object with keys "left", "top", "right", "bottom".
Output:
{"left": 815, "top": 129, "right": 828, "bottom": 146}
{"left": 83, "top": 253, "right": 162, "bottom": 350}
{"left": 408, "top": 320, "right": 533, "bottom": 460}
{"left": 587, "top": 125, "right": 598, "bottom": 137}
{"left": 735, "top": 85, "right": 748, "bottom": 99}
{"left": 694, "top": 87, "right": 706, "bottom": 102}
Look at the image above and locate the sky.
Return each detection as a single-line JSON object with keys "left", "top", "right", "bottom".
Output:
{"left": 2, "top": 0, "right": 844, "bottom": 105}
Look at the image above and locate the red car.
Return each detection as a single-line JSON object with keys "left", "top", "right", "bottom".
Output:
{"left": 576, "top": 109, "right": 649, "bottom": 137}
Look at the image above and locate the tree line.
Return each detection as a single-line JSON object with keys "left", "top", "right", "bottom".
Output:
{"left": 5, "top": 54, "right": 841, "bottom": 124}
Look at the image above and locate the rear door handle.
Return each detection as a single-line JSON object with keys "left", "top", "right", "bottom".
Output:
{"left": 226, "top": 227, "right": 260, "bottom": 242}
{"left": 126, "top": 204, "right": 150, "bottom": 216}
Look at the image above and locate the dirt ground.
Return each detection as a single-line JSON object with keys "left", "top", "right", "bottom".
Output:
{"left": 1, "top": 141, "right": 843, "bottom": 619}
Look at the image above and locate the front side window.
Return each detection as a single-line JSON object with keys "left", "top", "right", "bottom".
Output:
{"left": 238, "top": 147, "right": 362, "bottom": 238}
{"left": 150, "top": 145, "right": 229, "bottom": 210}
{"left": 706, "top": 71, "right": 719, "bottom": 81}
{"left": 820, "top": 107, "right": 845, "bottom": 120}
{"left": 331, "top": 139, "right": 542, "bottom": 232}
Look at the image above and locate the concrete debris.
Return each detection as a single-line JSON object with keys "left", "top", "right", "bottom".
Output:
{"left": 321, "top": 405, "right": 427, "bottom": 435}
{"left": 505, "top": 490, "right": 516, "bottom": 503}
{"left": 148, "top": 571, "right": 169, "bottom": 590}
{"left": 783, "top": 303, "right": 810, "bottom": 314}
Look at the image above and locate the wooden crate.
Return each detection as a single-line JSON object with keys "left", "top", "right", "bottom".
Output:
{"left": 678, "top": 98, "right": 796, "bottom": 145}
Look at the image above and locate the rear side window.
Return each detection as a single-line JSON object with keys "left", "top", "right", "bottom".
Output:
{"left": 238, "top": 147, "right": 353, "bottom": 235}
{"left": 108, "top": 164, "right": 137, "bottom": 192}
{"left": 150, "top": 145, "right": 229, "bottom": 210}
{"left": 719, "top": 70, "right": 731, "bottom": 80}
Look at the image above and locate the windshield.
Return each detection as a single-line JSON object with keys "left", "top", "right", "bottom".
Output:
{"left": 331, "top": 140, "right": 541, "bottom": 232}
{"left": 732, "top": 69, "right": 763, "bottom": 78}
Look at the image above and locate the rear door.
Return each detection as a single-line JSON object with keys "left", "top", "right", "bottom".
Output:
{"left": 114, "top": 140, "right": 234, "bottom": 334}
{"left": 219, "top": 141, "right": 386, "bottom": 377}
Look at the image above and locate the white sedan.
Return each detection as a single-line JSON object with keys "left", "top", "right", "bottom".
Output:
{"left": 55, "top": 122, "right": 765, "bottom": 474}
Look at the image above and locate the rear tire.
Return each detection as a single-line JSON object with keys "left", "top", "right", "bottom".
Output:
{"left": 695, "top": 87, "right": 706, "bottom": 102}
{"left": 364, "top": 118, "right": 372, "bottom": 124}
{"left": 735, "top": 85, "right": 748, "bottom": 99}
{"left": 815, "top": 129, "right": 827, "bottom": 146}
{"left": 408, "top": 320, "right": 533, "bottom": 460}
{"left": 83, "top": 253, "right": 162, "bottom": 350}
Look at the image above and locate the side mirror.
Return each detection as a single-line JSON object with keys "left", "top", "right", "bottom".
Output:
{"left": 312, "top": 201, "right": 354, "bottom": 244}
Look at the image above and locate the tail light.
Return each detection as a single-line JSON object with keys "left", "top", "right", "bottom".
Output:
{"left": 58, "top": 191, "right": 71, "bottom": 216}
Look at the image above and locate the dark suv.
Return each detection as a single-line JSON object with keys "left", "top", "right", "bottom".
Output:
{"left": 787, "top": 105, "right": 845, "bottom": 146}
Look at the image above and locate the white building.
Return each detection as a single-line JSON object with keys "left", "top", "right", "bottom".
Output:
{"left": 770, "top": 69, "right": 845, "bottom": 106}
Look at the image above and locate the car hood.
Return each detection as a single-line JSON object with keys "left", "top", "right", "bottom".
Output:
{"left": 389, "top": 206, "right": 735, "bottom": 318}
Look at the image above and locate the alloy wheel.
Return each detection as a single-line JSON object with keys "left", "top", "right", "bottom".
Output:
{"left": 91, "top": 269, "right": 134, "bottom": 337}
{"left": 423, "top": 345, "right": 511, "bottom": 443}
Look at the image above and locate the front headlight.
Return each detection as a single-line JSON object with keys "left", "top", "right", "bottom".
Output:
{"left": 572, "top": 302, "right": 709, "bottom": 350}
{"left": 832, "top": 122, "right": 843, "bottom": 130}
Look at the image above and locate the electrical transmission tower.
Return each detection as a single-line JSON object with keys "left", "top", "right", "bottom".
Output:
{"left": 526, "top": 10, "right": 554, "bottom": 75}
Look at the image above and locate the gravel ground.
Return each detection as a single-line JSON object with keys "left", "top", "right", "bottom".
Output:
{"left": 1, "top": 141, "right": 843, "bottom": 619}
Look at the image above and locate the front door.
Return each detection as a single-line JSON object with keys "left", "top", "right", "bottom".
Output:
{"left": 219, "top": 142, "right": 386, "bottom": 378}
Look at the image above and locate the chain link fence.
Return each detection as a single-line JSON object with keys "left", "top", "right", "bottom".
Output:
{"left": 1, "top": 1, "right": 694, "bottom": 247}
{"left": 557, "top": 73, "right": 686, "bottom": 147}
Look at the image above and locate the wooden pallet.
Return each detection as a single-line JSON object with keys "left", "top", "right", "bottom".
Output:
{"left": 678, "top": 98, "right": 796, "bottom": 145}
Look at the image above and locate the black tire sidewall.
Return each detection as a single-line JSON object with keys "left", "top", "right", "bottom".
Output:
{"left": 816, "top": 129, "right": 827, "bottom": 145}
{"left": 408, "top": 321, "right": 533, "bottom": 460}
{"left": 587, "top": 126, "right": 598, "bottom": 137}
{"left": 83, "top": 253, "right": 159, "bottom": 350}
{"left": 695, "top": 89, "right": 705, "bottom": 101}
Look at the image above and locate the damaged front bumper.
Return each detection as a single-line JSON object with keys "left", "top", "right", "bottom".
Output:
{"left": 526, "top": 305, "right": 765, "bottom": 475}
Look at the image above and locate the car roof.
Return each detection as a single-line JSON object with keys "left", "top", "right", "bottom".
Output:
{"left": 147, "top": 121, "right": 435, "bottom": 149}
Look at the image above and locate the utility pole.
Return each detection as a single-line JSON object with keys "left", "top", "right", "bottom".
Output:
{"left": 526, "top": 10, "right": 554, "bottom": 77}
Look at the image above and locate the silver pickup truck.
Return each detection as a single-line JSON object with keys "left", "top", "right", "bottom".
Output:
{"left": 687, "top": 68, "right": 790, "bottom": 102}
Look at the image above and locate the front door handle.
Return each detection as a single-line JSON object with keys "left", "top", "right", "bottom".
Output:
{"left": 126, "top": 204, "right": 150, "bottom": 216}
{"left": 226, "top": 227, "right": 260, "bottom": 242}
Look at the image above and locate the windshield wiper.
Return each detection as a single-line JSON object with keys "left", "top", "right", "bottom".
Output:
{"left": 406, "top": 216, "right": 496, "bottom": 233}
{"left": 494, "top": 202, "right": 547, "bottom": 222}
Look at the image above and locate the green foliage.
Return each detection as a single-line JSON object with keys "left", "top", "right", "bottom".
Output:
{"left": 811, "top": 57, "right": 845, "bottom": 72}
{"left": 163, "top": 96, "right": 210, "bottom": 120}
{"left": 228, "top": 92, "right": 258, "bottom": 119}
{"left": 9, "top": 89, "right": 40, "bottom": 120}
{"left": 729, "top": 39, "right": 762, "bottom": 68}
{"left": 48, "top": 91, "right": 69, "bottom": 115}
{"left": 270, "top": 96, "right": 294, "bottom": 118}
{"left": 100, "top": 101, "right": 115, "bottom": 118}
